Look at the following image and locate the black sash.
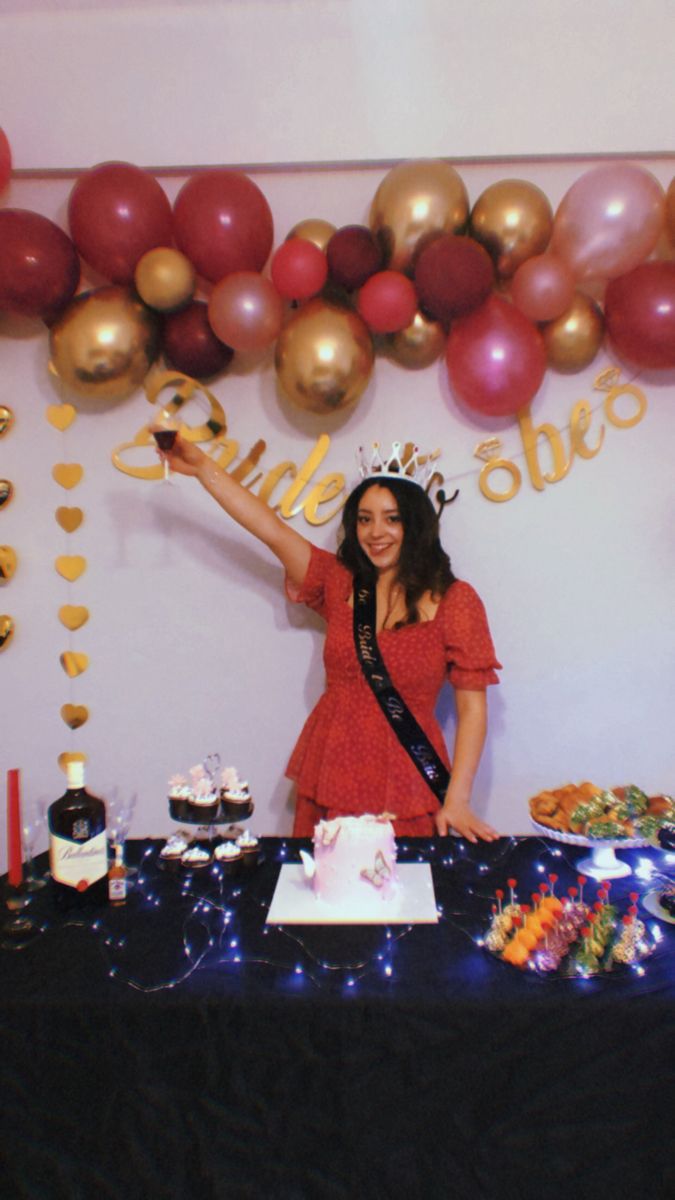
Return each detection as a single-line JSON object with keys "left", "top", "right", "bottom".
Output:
{"left": 353, "top": 576, "right": 450, "bottom": 804}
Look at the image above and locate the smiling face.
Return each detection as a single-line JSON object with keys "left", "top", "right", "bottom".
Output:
{"left": 355, "top": 484, "right": 404, "bottom": 576}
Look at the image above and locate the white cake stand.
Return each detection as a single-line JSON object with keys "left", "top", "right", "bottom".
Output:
{"left": 531, "top": 821, "right": 649, "bottom": 879}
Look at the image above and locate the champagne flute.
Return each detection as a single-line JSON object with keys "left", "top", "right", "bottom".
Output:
{"left": 150, "top": 409, "right": 180, "bottom": 482}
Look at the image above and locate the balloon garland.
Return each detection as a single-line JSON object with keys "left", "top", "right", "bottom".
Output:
{"left": 0, "top": 129, "right": 674, "bottom": 419}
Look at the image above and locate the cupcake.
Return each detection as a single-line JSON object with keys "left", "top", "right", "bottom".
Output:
{"left": 181, "top": 844, "right": 212, "bottom": 869}
{"left": 235, "top": 830, "right": 260, "bottom": 867}
{"left": 214, "top": 840, "right": 243, "bottom": 874}
{"left": 159, "top": 832, "right": 191, "bottom": 870}
{"left": 187, "top": 767, "right": 219, "bottom": 821}
{"left": 168, "top": 774, "right": 193, "bottom": 822}
{"left": 219, "top": 767, "right": 253, "bottom": 820}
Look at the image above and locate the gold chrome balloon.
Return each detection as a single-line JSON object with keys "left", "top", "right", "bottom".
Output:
{"left": 134, "top": 247, "right": 196, "bottom": 312}
{"left": 0, "top": 614, "right": 14, "bottom": 652}
{"left": 0, "top": 479, "right": 13, "bottom": 510}
{"left": 541, "top": 291, "right": 605, "bottom": 373}
{"left": 287, "top": 218, "right": 337, "bottom": 252}
{"left": 386, "top": 308, "right": 446, "bottom": 369}
{"left": 666, "top": 178, "right": 675, "bottom": 246}
{"left": 275, "top": 299, "right": 374, "bottom": 414}
{"left": 49, "top": 286, "right": 160, "bottom": 400}
{"left": 470, "top": 179, "right": 553, "bottom": 279}
{"left": 0, "top": 405, "right": 14, "bottom": 438}
{"left": 0, "top": 545, "right": 17, "bottom": 582}
{"left": 369, "top": 160, "right": 469, "bottom": 274}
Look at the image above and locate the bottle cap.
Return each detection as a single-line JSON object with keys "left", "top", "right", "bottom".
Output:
{"left": 66, "top": 760, "right": 85, "bottom": 788}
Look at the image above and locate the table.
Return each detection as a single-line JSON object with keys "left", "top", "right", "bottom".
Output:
{"left": 1, "top": 836, "right": 674, "bottom": 1200}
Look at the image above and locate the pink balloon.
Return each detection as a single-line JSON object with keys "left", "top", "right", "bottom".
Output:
{"left": 446, "top": 295, "right": 547, "bottom": 417}
{"left": 357, "top": 270, "right": 418, "bottom": 334}
{"left": 271, "top": 238, "right": 327, "bottom": 300}
{"left": 0, "top": 127, "right": 11, "bottom": 194}
{"left": 208, "top": 272, "right": 283, "bottom": 353}
{"left": 552, "top": 163, "right": 665, "bottom": 281}
{"left": 511, "top": 254, "right": 575, "bottom": 322}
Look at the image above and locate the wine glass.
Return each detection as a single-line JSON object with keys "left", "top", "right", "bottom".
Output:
{"left": 22, "top": 799, "right": 48, "bottom": 892}
{"left": 150, "top": 408, "right": 180, "bottom": 482}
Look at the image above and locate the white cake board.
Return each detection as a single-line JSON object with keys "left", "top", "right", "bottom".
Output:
{"left": 266, "top": 863, "right": 438, "bottom": 926}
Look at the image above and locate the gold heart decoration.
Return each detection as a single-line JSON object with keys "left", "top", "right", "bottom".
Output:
{"left": 0, "top": 546, "right": 17, "bottom": 583}
{"left": 61, "top": 703, "right": 89, "bottom": 730}
{"left": 0, "top": 405, "right": 14, "bottom": 438}
{"left": 55, "top": 506, "right": 84, "bottom": 533}
{"left": 0, "top": 614, "right": 14, "bottom": 651}
{"left": 46, "top": 403, "right": 77, "bottom": 432}
{"left": 58, "top": 751, "right": 87, "bottom": 774}
{"left": 0, "top": 480, "right": 14, "bottom": 510}
{"left": 60, "top": 650, "right": 89, "bottom": 677}
{"left": 58, "top": 604, "right": 89, "bottom": 631}
{"left": 55, "top": 555, "right": 86, "bottom": 582}
{"left": 52, "top": 463, "right": 83, "bottom": 490}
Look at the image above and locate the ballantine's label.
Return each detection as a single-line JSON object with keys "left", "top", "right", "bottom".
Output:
{"left": 49, "top": 830, "right": 107, "bottom": 888}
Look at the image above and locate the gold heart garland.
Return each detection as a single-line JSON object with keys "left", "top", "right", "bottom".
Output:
{"left": 0, "top": 480, "right": 14, "bottom": 509}
{"left": 61, "top": 703, "right": 89, "bottom": 730}
{"left": 46, "top": 403, "right": 77, "bottom": 432}
{"left": 55, "top": 506, "right": 84, "bottom": 533}
{"left": 55, "top": 555, "right": 87, "bottom": 582}
{"left": 0, "top": 614, "right": 14, "bottom": 651}
{"left": 52, "top": 463, "right": 83, "bottom": 490}
{"left": 60, "top": 650, "right": 89, "bottom": 677}
{"left": 58, "top": 604, "right": 89, "bottom": 631}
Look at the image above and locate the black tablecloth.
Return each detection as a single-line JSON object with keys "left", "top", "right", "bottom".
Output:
{"left": 1, "top": 836, "right": 674, "bottom": 1200}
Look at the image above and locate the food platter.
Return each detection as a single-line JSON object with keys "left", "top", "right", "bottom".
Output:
{"left": 530, "top": 820, "right": 649, "bottom": 878}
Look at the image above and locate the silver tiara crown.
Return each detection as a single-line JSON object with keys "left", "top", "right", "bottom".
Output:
{"left": 356, "top": 441, "right": 439, "bottom": 490}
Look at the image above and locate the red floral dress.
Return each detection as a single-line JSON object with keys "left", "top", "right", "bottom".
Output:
{"left": 286, "top": 546, "right": 501, "bottom": 833}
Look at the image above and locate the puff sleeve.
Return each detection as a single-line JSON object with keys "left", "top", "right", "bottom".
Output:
{"left": 285, "top": 544, "right": 337, "bottom": 619}
{"left": 442, "top": 581, "right": 501, "bottom": 690}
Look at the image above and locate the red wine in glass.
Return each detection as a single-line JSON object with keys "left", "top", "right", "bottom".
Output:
{"left": 153, "top": 428, "right": 178, "bottom": 452}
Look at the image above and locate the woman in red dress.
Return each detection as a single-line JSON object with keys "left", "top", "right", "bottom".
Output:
{"left": 163, "top": 437, "right": 501, "bottom": 842}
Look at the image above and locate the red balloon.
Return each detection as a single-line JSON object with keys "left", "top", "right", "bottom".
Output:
{"left": 271, "top": 237, "right": 327, "bottom": 300}
{"left": 446, "top": 295, "right": 547, "bottom": 417}
{"left": 0, "top": 209, "right": 80, "bottom": 319}
{"left": 162, "top": 301, "right": 233, "bottom": 379}
{"left": 208, "top": 272, "right": 283, "bottom": 353}
{"left": 511, "top": 253, "right": 575, "bottom": 323}
{"left": 0, "top": 127, "right": 11, "bottom": 194}
{"left": 327, "top": 225, "right": 382, "bottom": 290}
{"left": 357, "top": 270, "right": 418, "bottom": 334}
{"left": 68, "top": 161, "right": 173, "bottom": 285}
{"left": 605, "top": 262, "right": 675, "bottom": 369}
{"left": 173, "top": 170, "right": 273, "bottom": 283}
{"left": 414, "top": 234, "right": 494, "bottom": 322}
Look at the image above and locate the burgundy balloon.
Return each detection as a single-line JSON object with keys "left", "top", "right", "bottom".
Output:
{"left": 162, "top": 300, "right": 234, "bottom": 379}
{"left": 446, "top": 294, "right": 547, "bottom": 417}
{"left": 605, "top": 262, "right": 675, "bottom": 369}
{"left": 173, "top": 170, "right": 274, "bottom": 283}
{"left": 0, "top": 208, "right": 80, "bottom": 319}
{"left": 415, "top": 234, "right": 494, "bottom": 323}
{"left": 0, "top": 127, "right": 11, "bottom": 194}
{"left": 68, "top": 161, "right": 173, "bottom": 285}
{"left": 326, "top": 224, "right": 382, "bottom": 290}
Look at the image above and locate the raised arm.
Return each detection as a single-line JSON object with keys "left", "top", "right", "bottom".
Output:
{"left": 162, "top": 434, "right": 312, "bottom": 588}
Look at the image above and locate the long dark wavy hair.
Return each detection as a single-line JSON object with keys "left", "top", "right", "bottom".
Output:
{"left": 337, "top": 477, "right": 456, "bottom": 626}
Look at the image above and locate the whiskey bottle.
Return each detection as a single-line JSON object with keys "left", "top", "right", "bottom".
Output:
{"left": 48, "top": 761, "right": 107, "bottom": 909}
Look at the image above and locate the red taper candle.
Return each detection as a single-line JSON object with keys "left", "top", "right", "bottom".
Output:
{"left": 7, "top": 768, "right": 23, "bottom": 887}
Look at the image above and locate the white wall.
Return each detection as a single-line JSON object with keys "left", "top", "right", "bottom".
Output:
{"left": 1, "top": 158, "right": 674, "bottom": 870}
{"left": 1, "top": 1, "right": 675, "bottom": 167}
{"left": 0, "top": 2, "right": 674, "bottom": 865}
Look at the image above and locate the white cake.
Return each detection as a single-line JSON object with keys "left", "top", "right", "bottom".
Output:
{"left": 311, "top": 814, "right": 399, "bottom": 911}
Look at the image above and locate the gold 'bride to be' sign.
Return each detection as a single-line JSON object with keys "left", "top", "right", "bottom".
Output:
{"left": 111, "top": 368, "right": 649, "bottom": 519}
